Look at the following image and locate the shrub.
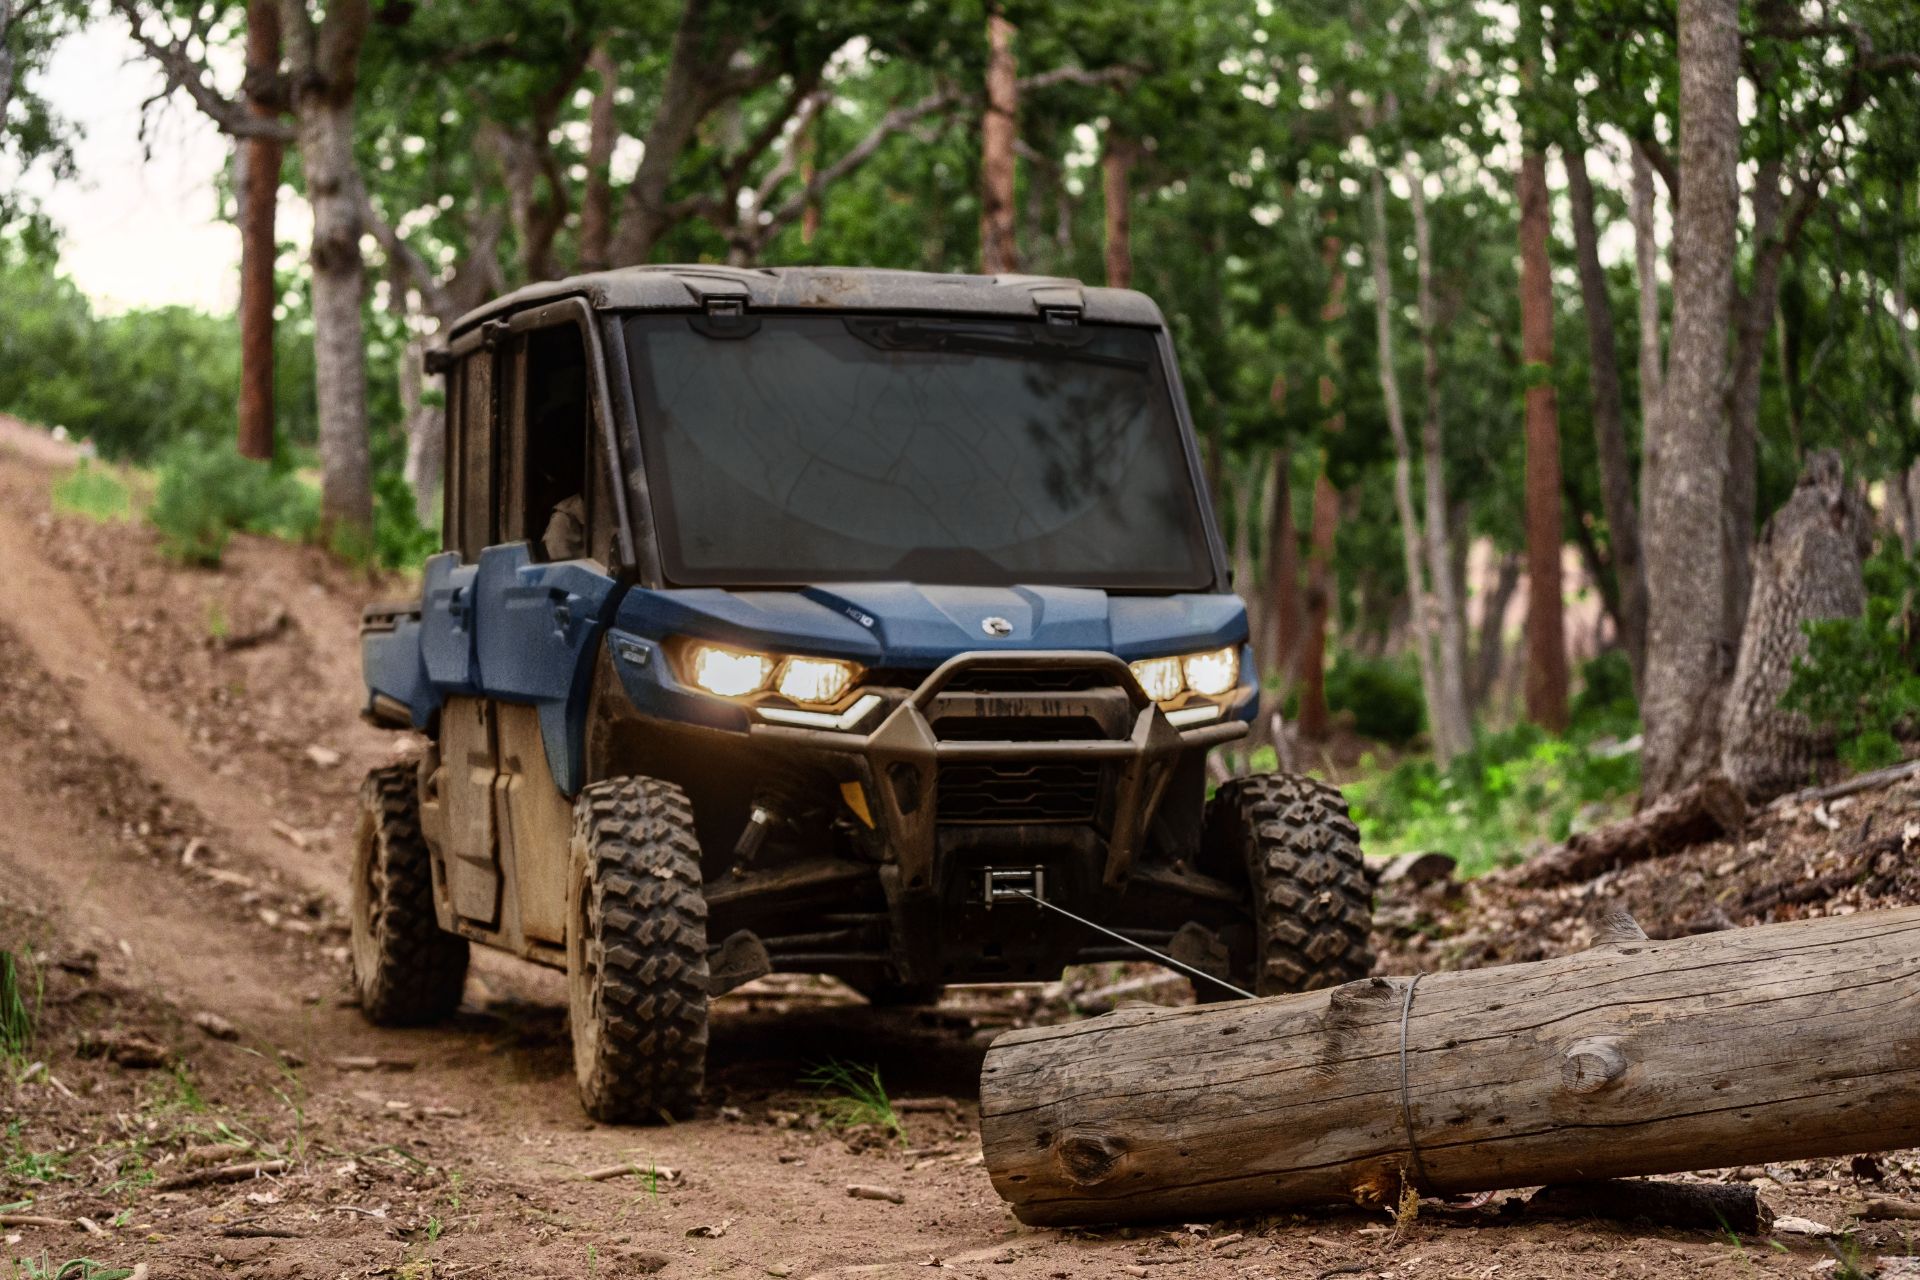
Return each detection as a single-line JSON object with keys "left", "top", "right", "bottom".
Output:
{"left": 147, "top": 439, "right": 319, "bottom": 567}
{"left": 1781, "top": 541, "right": 1920, "bottom": 772}
{"left": 51, "top": 461, "right": 134, "bottom": 522}
{"left": 1346, "top": 723, "right": 1640, "bottom": 878}
{"left": 1323, "top": 651, "right": 1426, "bottom": 745}
{"left": 1569, "top": 649, "right": 1639, "bottom": 740}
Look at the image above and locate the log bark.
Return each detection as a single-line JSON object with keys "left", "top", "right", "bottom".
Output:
{"left": 980, "top": 907, "right": 1920, "bottom": 1226}
{"left": 1511, "top": 773, "right": 1746, "bottom": 887}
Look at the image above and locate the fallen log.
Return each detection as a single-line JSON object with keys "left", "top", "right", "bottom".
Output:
{"left": 978, "top": 906, "right": 1920, "bottom": 1227}
{"left": 1511, "top": 774, "right": 1745, "bottom": 887}
{"left": 1524, "top": 1179, "right": 1771, "bottom": 1234}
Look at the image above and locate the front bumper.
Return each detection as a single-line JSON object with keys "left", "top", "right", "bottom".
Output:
{"left": 745, "top": 650, "right": 1246, "bottom": 896}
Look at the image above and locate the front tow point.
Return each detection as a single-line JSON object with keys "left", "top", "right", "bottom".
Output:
{"left": 979, "top": 866, "right": 1047, "bottom": 910}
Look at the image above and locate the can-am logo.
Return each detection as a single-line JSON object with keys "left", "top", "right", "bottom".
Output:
{"left": 980, "top": 616, "right": 1013, "bottom": 638}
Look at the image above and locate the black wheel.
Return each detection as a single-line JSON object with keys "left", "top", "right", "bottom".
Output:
{"left": 853, "top": 979, "right": 946, "bottom": 1008}
{"left": 567, "top": 776, "right": 710, "bottom": 1123}
{"left": 1202, "top": 772, "right": 1375, "bottom": 997}
{"left": 349, "top": 764, "right": 470, "bottom": 1025}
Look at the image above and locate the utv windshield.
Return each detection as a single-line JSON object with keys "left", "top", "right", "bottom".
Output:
{"left": 621, "top": 314, "right": 1215, "bottom": 589}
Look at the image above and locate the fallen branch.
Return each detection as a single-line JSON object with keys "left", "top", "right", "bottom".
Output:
{"left": 153, "top": 1158, "right": 290, "bottom": 1190}
{"left": 1765, "top": 759, "right": 1920, "bottom": 811}
{"left": 0, "top": 1214, "right": 72, "bottom": 1229}
{"left": 1512, "top": 774, "right": 1746, "bottom": 888}
{"left": 1856, "top": 1197, "right": 1920, "bottom": 1222}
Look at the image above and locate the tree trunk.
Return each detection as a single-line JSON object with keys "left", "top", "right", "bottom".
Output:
{"left": 300, "top": 96, "right": 373, "bottom": 539}
{"left": 1262, "top": 446, "right": 1304, "bottom": 689}
{"left": 578, "top": 46, "right": 617, "bottom": 272}
{"left": 609, "top": 0, "right": 722, "bottom": 265}
{"left": 980, "top": 8, "right": 1019, "bottom": 275}
{"left": 1369, "top": 169, "right": 1457, "bottom": 765}
{"left": 237, "top": 0, "right": 282, "bottom": 462}
{"left": 979, "top": 906, "right": 1920, "bottom": 1226}
{"left": 1411, "top": 171, "right": 1473, "bottom": 757}
{"left": 285, "top": 0, "right": 373, "bottom": 541}
{"left": 1641, "top": 0, "right": 1741, "bottom": 801}
{"left": 1295, "top": 470, "right": 1339, "bottom": 741}
{"left": 1719, "top": 451, "right": 1870, "bottom": 801}
{"left": 1565, "top": 145, "right": 1647, "bottom": 692}
{"left": 1518, "top": 147, "right": 1568, "bottom": 734}
{"left": 1101, "top": 130, "right": 1134, "bottom": 289}
{"left": 0, "top": 0, "right": 15, "bottom": 124}
{"left": 1470, "top": 550, "right": 1522, "bottom": 710}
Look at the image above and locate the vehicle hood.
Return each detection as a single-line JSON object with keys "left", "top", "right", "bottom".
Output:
{"left": 612, "top": 582, "right": 1247, "bottom": 669}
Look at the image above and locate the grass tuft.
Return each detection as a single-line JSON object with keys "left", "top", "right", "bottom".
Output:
{"left": 1, "top": 949, "right": 40, "bottom": 1064}
{"left": 802, "top": 1060, "right": 904, "bottom": 1141}
{"left": 51, "top": 461, "right": 136, "bottom": 522}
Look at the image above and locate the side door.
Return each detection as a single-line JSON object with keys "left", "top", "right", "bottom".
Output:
{"left": 470, "top": 302, "right": 626, "bottom": 945}
{"left": 434, "top": 345, "right": 507, "bottom": 930}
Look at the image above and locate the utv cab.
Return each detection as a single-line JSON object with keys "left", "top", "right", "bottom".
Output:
{"left": 355, "top": 265, "right": 1374, "bottom": 1122}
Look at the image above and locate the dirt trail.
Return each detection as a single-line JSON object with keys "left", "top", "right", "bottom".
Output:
{"left": 1, "top": 421, "right": 1912, "bottom": 1279}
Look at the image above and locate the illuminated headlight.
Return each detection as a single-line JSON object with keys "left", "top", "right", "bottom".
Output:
{"left": 1181, "top": 647, "right": 1239, "bottom": 697}
{"left": 687, "top": 643, "right": 776, "bottom": 697}
{"left": 1129, "top": 656, "right": 1186, "bottom": 702}
{"left": 776, "top": 656, "right": 856, "bottom": 705}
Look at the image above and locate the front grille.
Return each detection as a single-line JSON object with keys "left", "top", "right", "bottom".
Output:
{"left": 931, "top": 716, "right": 1108, "bottom": 742}
{"left": 938, "top": 761, "right": 1102, "bottom": 823}
{"left": 942, "top": 667, "right": 1114, "bottom": 693}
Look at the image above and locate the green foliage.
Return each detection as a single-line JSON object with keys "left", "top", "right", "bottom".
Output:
{"left": 1347, "top": 723, "right": 1641, "bottom": 878}
{"left": 50, "top": 462, "right": 135, "bottom": 522}
{"left": 801, "top": 1060, "right": 903, "bottom": 1141}
{"left": 1568, "top": 650, "right": 1640, "bottom": 740}
{"left": 1782, "top": 542, "right": 1920, "bottom": 772}
{"left": 1324, "top": 651, "right": 1427, "bottom": 746}
{"left": 147, "top": 439, "right": 319, "bottom": 567}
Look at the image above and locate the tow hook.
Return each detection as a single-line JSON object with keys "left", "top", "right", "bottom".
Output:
{"left": 979, "top": 866, "right": 1046, "bottom": 910}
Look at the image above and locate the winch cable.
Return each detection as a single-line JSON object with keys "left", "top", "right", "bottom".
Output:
{"left": 1011, "top": 890, "right": 1255, "bottom": 1000}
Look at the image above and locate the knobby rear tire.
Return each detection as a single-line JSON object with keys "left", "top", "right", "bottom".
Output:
{"left": 567, "top": 776, "right": 710, "bottom": 1123}
{"left": 349, "top": 764, "right": 470, "bottom": 1026}
{"left": 1203, "top": 772, "right": 1376, "bottom": 997}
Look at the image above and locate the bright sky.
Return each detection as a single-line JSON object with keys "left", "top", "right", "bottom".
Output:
{"left": 19, "top": 24, "right": 244, "bottom": 314}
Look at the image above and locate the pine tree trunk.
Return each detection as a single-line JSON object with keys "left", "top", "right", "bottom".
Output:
{"left": 1262, "top": 446, "right": 1304, "bottom": 689}
{"left": 237, "top": 0, "right": 282, "bottom": 462}
{"left": 1641, "top": 0, "right": 1741, "bottom": 800}
{"left": 1566, "top": 145, "right": 1647, "bottom": 692}
{"left": 1470, "top": 551, "right": 1523, "bottom": 710}
{"left": 1411, "top": 172, "right": 1473, "bottom": 757}
{"left": 1631, "top": 143, "right": 1666, "bottom": 425}
{"left": 980, "top": 9, "right": 1020, "bottom": 275}
{"left": 1296, "top": 471, "right": 1338, "bottom": 741}
{"left": 1518, "top": 147, "right": 1568, "bottom": 734}
{"left": 1102, "top": 130, "right": 1134, "bottom": 289}
{"left": 1722, "top": 158, "right": 1783, "bottom": 651}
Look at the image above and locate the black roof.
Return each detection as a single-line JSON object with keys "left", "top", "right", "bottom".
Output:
{"left": 447, "top": 264, "right": 1166, "bottom": 336}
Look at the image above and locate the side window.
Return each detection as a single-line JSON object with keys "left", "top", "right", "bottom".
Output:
{"left": 518, "top": 324, "right": 591, "bottom": 562}
{"left": 458, "top": 352, "right": 495, "bottom": 558}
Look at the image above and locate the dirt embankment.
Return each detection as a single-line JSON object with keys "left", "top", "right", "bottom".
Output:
{"left": 3, "top": 419, "right": 1918, "bottom": 1280}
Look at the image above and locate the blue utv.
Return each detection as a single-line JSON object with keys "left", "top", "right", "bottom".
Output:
{"left": 355, "top": 266, "right": 1374, "bottom": 1122}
